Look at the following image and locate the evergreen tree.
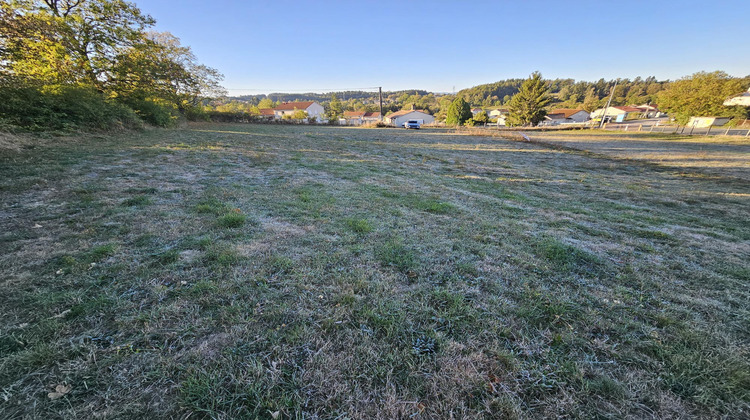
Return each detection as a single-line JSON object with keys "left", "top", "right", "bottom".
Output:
{"left": 506, "top": 72, "right": 550, "bottom": 126}
{"left": 326, "top": 93, "right": 343, "bottom": 121}
{"left": 582, "top": 88, "right": 600, "bottom": 112}
{"left": 446, "top": 97, "right": 472, "bottom": 125}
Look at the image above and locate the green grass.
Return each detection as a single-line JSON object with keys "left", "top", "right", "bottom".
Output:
{"left": 343, "top": 217, "right": 373, "bottom": 234}
{"left": 1, "top": 123, "right": 748, "bottom": 418}
{"left": 216, "top": 212, "right": 246, "bottom": 228}
{"left": 375, "top": 238, "right": 418, "bottom": 274}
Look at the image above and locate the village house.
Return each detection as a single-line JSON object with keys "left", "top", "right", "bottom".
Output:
{"left": 273, "top": 101, "right": 325, "bottom": 121}
{"left": 362, "top": 111, "right": 381, "bottom": 123}
{"left": 342, "top": 111, "right": 381, "bottom": 125}
{"left": 343, "top": 111, "right": 365, "bottom": 125}
{"left": 724, "top": 88, "right": 750, "bottom": 107}
{"left": 590, "top": 106, "right": 644, "bottom": 122}
{"left": 544, "top": 109, "right": 589, "bottom": 124}
{"left": 485, "top": 108, "right": 509, "bottom": 125}
{"left": 258, "top": 108, "right": 275, "bottom": 121}
{"left": 384, "top": 109, "right": 435, "bottom": 127}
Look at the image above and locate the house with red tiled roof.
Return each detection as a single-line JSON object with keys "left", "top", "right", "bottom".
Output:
{"left": 342, "top": 111, "right": 382, "bottom": 125}
{"left": 544, "top": 108, "right": 589, "bottom": 124}
{"left": 343, "top": 111, "right": 366, "bottom": 125}
{"left": 272, "top": 101, "right": 325, "bottom": 121}
{"left": 384, "top": 109, "right": 435, "bottom": 127}
{"left": 258, "top": 108, "right": 275, "bottom": 120}
{"left": 362, "top": 111, "right": 381, "bottom": 123}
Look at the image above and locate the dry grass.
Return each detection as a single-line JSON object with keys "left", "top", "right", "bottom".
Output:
{"left": 530, "top": 130, "right": 750, "bottom": 179}
{"left": 1, "top": 123, "right": 748, "bottom": 418}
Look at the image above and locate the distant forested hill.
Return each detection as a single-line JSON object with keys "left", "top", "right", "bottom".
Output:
{"left": 457, "top": 77, "right": 670, "bottom": 111}
{"left": 234, "top": 90, "right": 430, "bottom": 105}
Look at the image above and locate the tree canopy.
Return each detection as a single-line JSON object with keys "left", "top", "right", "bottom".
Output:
{"left": 656, "top": 71, "right": 750, "bottom": 125}
{"left": 506, "top": 72, "right": 550, "bottom": 126}
{"left": 0, "top": 0, "right": 224, "bottom": 129}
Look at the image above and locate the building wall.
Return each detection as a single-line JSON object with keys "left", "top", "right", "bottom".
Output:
{"left": 273, "top": 103, "right": 325, "bottom": 121}
{"left": 306, "top": 103, "right": 325, "bottom": 120}
{"left": 568, "top": 111, "right": 589, "bottom": 122}
{"left": 590, "top": 108, "right": 626, "bottom": 119}
{"left": 389, "top": 112, "right": 435, "bottom": 127}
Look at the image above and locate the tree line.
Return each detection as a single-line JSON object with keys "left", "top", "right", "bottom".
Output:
{"left": 209, "top": 72, "right": 748, "bottom": 128}
{"left": 2, "top": 2, "right": 747, "bottom": 132}
{"left": 0, "top": 0, "right": 224, "bottom": 131}
{"left": 441, "top": 71, "right": 749, "bottom": 127}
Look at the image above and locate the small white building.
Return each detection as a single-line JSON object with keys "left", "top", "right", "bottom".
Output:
{"left": 724, "top": 88, "right": 750, "bottom": 107}
{"left": 484, "top": 108, "right": 509, "bottom": 126}
{"left": 273, "top": 101, "right": 325, "bottom": 121}
{"left": 385, "top": 109, "right": 435, "bottom": 127}
{"left": 544, "top": 109, "right": 589, "bottom": 124}
{"left": 590, "top": 106, "right": 643, "bottom": 122}
{"left": 362, "top": 111, "right": 381, "bottom": 123}
{"left": 343, "top": 111, "right": 382, "bottom": 125}
{"left": 343, "top": 111, "right": 365, "bottom": 125}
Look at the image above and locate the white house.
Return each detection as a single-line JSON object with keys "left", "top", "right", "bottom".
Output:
{"left": 484, "top": 108, "right": 509, "bottom": 125}
{"left": 257, "top": 108, "right": 275, "bottom": 121}
{"left": 633, "top": 104, "right": 662, "bottom": 118}
{"left": 362, "top": 111, "right": 380, "bottom": 123}
{"left": 590, "top": 106, "right": 643, "bottom": 122}
{"left": 342, "top": 111, "right": 381, "bottom": 125}
{"left": 384, "top": 109, "right": 435, "bottom": 127}
{"left": 273, "top": 101, "right": 325, "bottom": 121}
{"left": 724, "top": 88, "right": 750, "bottom": 107}
{"left": 544, "top": 109, "right": 589, "bottom": 124}
{"left": 487, "top": 108, "right": 508, "bottom": 119}
{"left": 343, "top": 111, "right": 365, "bottom": 125}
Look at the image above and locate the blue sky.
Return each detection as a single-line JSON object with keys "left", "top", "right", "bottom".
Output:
{"left": 133, "top": 0, "right": 750, "bottom": 96}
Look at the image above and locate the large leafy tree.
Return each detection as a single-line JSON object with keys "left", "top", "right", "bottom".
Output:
{"left": 506, "top": 72, "right": 550, "bottom": 126}
{"left": 656, "top": 71, "right": 749, "bottom": 125}
{"left": 446, "top": 97, "right": 471, "bottom": 125}
{"left": 1, "top": 0, "right": 155, "bottom": 88}
{"left": 112, "top": 31, "right": 224, "bottom": 110}
{"left": 0, "top": 0, "right": 223, "bottom": 117}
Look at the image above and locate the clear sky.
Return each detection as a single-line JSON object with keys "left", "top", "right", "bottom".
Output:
{"left": 133, "top": 0, "right": 750, "bottom": 96}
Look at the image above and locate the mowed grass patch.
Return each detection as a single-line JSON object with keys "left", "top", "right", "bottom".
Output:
{"left": 0, "top": 124, "right": 748, "bottom": 419}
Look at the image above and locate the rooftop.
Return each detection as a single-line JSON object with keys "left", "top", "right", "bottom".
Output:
{"left": 275, "top": 101, "right": 316, "bottom": 111}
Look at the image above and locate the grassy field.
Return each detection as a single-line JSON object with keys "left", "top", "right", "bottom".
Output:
{"left": 1, "top": 124, "right": 748, "bottom": 418}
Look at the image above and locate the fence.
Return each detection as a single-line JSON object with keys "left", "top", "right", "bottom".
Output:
{"left": 603, "top": 123, "right": 750, "bottom": 137}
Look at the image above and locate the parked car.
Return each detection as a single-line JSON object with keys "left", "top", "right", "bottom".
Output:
{"left": 403, "top": 120, "right": 421, "bottom": 129}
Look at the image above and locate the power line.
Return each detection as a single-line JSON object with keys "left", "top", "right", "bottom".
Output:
{"left": 225, "top": 87, "right": 381, "bottom": 92}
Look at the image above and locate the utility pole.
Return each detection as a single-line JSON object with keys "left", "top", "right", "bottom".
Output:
{"left": 379, "top": 87, "right": 383, "bottom": 121}
{"left": 599, "top": 79, "right": 618, "bottom": 129}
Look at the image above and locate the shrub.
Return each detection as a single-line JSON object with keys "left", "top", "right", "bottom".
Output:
{"left": 0, "top": 84, "right": 143, "bottom": 131}
{"left": 184, "top": 105, "right": 210, "bottom": 122}
{"left": 119, "top": 98, "right": 177, "bottom": 127}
